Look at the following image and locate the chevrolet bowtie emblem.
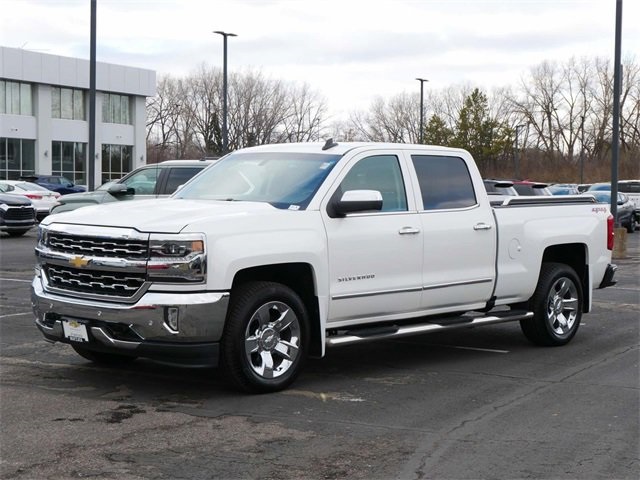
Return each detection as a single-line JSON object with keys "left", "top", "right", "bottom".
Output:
{"left": 69, "top": 256, "right": 90, "bottom": 268}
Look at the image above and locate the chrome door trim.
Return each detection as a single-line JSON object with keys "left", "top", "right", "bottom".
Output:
{"left": 422, "top": 278, "right": 493, "bottom": 291}
{"left": 332, "top": 286, "right": 423, "bottom": 300}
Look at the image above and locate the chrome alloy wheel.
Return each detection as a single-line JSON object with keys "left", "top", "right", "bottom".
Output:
{"left": 545, "top": 277, "right": 579, "bottom": 336}
{"left": 244, "top": 301, "right": 301, "bottom": 379}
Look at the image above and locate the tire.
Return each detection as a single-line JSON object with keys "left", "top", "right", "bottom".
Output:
{"left": 520, "top": 262, "right": 583, "bottom": 346}
{"left": 626, "top": 219, "right": 636, "bottom": 233}
{"left": 7, "top": 229, "right": 29, "bottom": 237}
{"left": 71, "top": 344, "right": 137, "bottom": 365}
{"left": 221, "top": 281, "right": 309, "bottom": 393}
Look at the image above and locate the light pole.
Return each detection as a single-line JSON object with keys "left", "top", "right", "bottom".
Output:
{"left": 416, "top": 78, "right": 428, "bottom": 144}
{"left": 213, "top": 30, "right": 237, "bottom": 154}
{"left": 579, "top": 115, "right": 585, "bottom": 184}
{"left": 514, "top": 123, "right": 526, "bottom": 179}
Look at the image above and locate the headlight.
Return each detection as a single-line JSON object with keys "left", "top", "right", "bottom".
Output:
{"left": 147, "top": 233, "right": 206, "bottom": 283}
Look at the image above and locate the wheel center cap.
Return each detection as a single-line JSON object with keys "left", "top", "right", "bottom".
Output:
{"left": 554, "top": 297, "right": 564, "bottom": 314}
{"left": 259, "top": 327, "right": 279, "bottom": 350}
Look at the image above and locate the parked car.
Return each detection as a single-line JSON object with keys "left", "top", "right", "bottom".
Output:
{"left": 49, "top": 159, "right": 215, "bottom": 215}
{"left": 512, "top": 180, "right": 553, "bottom": 196}
{"left": 584, "top": 190, "right": 636, "bottom": 233}
{"left": 483, "top": 178, "right": 518, "bottom": 202}
{"left": 549, "top": 183, "right": 580, "bottom": 195}
{"left": 19, "top": 175, "right": 86, "bottom": 195}
{"left": 577, "top": 184, "right": 592, "bottom": 193}
{"left": 0, "top": 180, "right": 60, "bottom": 221}
{"left": 0, "top": 193, "right": 37, "bottom": 236}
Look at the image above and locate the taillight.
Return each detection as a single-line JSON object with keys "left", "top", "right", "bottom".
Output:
{"left": 25, "top": 194, "right": 43, "bottom": 200}
{"left": 607, "top": 214, "right": 614, "bottom": 251}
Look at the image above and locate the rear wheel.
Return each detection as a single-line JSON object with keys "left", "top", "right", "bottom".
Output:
{"left": 221, "top": 281, "right": 309, "bottom": 393}
{"left": 71, "top": 345, "right": 137, "bottom": 365}
{"left": 626, "top": 218, "right": 636, "bottom": 233}
{"left": 520, "top": 262, "right": 582, "bottom": 346}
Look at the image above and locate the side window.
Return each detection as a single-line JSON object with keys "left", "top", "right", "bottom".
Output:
{"left": 163, "top": 167, "right": 203, "bottom": 194}
{"left": 339, "top": 155, "right": 407, "bottom": 212}
{"left": 123, "top": 168, "right": 160, "bottom": 195}
{"left": 411, "top": 155, "right": 477, "bottom": 210}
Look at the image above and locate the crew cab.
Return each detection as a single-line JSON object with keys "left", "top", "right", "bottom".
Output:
{"left": 32, "top": 142, "right": 617, "bottom": 393}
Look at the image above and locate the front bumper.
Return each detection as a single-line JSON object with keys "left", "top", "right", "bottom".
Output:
{"left": 32, "top": 275, "right": 229, "bottom": 366}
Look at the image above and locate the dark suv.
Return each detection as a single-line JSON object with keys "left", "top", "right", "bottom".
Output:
{"left": 0, "top": 193, "right": 37, "bottom": 236}
{"left": 19, "top": 175, "right": 86, "bottom": 195}
{"left": 50, "top": 159, "right": 215, "bottom": 214}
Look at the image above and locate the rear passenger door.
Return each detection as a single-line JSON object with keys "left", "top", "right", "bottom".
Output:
{"left": 159, "top": 167, "right": 205, "bottom": 196}
{"left": 407, "top": 152, "right": 496, "bottom": 312}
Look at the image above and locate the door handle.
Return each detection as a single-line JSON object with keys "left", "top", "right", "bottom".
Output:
{"left": 473, "top": 223, "right": 493, "bottom": 231}
{"left": 399, "top": 226, "right": 421, "bottom": 235}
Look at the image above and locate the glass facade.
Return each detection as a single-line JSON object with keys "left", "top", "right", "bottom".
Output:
{"left": 101, "top": 144, "right": 132, "bottom": 183}
{"left": 0, "top": 80, "right": 32, "bottom": 115}
{"left": 102, "top": 93, "right": 131, "bottom": 124}
{"left": 51, "top": 87, "right": 85, "bottom": 120}
{"left": 51, "top": 141, "right": 87, "bottom": 185}
{"left": 0, "top": 138, "right": 36, "bottom": 179}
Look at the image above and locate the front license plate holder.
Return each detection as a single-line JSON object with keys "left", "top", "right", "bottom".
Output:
{"left": 62, "top": 320, "right": 89, "bottom": 342}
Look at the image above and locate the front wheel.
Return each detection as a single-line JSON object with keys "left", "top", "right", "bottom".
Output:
{"left": 520, "top": 262, "right": 583, "bottom": 346}
{"left": 626, "top": 218, "right": 636, "bottom": 233}
{"left": 221, "top": 281, "right": 309, "bottom": 393}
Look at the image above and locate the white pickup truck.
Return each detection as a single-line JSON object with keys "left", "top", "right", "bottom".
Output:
{"left": 33, "top": 141, "right": 617, "bottom": 392}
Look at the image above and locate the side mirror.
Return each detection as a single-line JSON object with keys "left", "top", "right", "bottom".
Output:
{"left": 331, "top": 190, "right": 383, "bottom": 217}
{"left": 617, "top": 199, "right": 624, "bottom": 206}
{"left": 107, "top": 183, "right": 134, "bottom": 196}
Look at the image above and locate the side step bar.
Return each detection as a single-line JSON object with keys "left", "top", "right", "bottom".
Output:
{"left": 325, "top": 310, "right": 534, "bottom": 347}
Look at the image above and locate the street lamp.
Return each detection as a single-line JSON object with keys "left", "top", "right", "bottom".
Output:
{"left": 213, "top": 30, "right": 237, "bottom": 154}
{"left": 514, "top": 123, "right": 527, "bottom": 179}
{"left": 416, "top": 78, "right": 428, "bottom": 144}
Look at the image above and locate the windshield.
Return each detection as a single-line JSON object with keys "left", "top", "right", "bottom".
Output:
{"left": 175, "top": 151, "right": 342, "bottom": 209}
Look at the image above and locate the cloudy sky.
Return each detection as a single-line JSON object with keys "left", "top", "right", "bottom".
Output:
{"left": 1, "top": 0, "right": 638, "bottom": 120}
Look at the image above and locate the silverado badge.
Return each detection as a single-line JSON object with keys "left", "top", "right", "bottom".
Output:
{"left": 69, "top": 256, "right": 90, "bottom": 268}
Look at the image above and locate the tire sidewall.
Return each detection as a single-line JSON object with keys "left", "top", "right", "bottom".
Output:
{"left": 537, "top": 264, "right": 583, "bottom": 344}
{"left": 223, "top": 282, "right": 309, "bottom": 393}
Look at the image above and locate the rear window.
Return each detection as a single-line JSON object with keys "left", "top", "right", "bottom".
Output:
{"left": 411, "top": 155, "right": 477, "bottom": 210}
{"left": 619, "top": 182, "right": 640, "bottom": 194}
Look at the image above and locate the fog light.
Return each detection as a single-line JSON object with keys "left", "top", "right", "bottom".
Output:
{"left": 165, "top": 307, "right": 179, "bottom": 332}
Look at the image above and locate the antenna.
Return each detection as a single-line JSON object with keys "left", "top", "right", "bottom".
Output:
{"left": 322, "top": 138, "right": 338, "bottom": 151}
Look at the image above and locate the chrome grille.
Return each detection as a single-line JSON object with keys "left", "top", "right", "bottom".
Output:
{"left": 47, "top": 232, "right": 148, "bottom": 259}
{"left": 45, "top": 265, "right": 146, "bottom": 298}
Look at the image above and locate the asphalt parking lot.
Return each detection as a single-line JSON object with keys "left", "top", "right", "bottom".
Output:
{"left": 1, "top": 228, "right": 638, "bottom": 479}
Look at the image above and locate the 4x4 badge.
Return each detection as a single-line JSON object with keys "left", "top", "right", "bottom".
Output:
{"left": 69, "top": 256, "right": 90, "bottom": 268}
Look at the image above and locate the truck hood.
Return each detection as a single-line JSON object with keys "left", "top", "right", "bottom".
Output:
{"left": 43, "top": 198, "right": 278, "bottom": 233}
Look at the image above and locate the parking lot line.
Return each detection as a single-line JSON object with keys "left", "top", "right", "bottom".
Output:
{"left": 0, "top": 312, "right": 32, "bottom": 319}
{"left": 0, "top": 278, "right": 32, "bottom": 283}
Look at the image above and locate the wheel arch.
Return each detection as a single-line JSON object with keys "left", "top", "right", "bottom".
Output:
{"left": 541, "top": 243, "right": 590, "bottom": 312}
{"left": 231, "top": 263, "right": 323, "bottom": 357}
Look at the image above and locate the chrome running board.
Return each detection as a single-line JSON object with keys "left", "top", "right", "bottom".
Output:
{"left": 325, "top": 310, "right": 534, "bottom": 347}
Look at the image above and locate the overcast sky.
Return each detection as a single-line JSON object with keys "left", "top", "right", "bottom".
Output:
{"left": 1, "top": 0, "right": 638, "bottom": 121}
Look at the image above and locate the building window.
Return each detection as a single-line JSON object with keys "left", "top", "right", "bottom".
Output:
{"left": 0, "top": 80, "right": 32, "bottom": 115}
{"left": 101, "top": 144, "right": 132, "bottom": 183}
{"left": 102, "top": 93, "right": 131, "bottom": 124}
{"left": 51, "top": 87, "right": 85, "bottom": 120}
{"left": 0, "top": 138, "right": 35, "bottom": 180}
{"left": 51, "top": 141, "right": 86, "bottom": 185}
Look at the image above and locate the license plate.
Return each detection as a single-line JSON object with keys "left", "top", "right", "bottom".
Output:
{"left": 62, "top": 320, "right": 89, "bottom": 342}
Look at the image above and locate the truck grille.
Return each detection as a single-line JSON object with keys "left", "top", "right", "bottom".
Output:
{"left": 45, "top": 265, "right": 146, "bottom": 298}
{"left": 47, "top": 231, "right": 148, "bottom": 259}
{"left": 5, "top": 206, "right": 36, "bottom": 221}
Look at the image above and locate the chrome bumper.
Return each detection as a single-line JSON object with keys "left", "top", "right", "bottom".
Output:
{"left": 32, "top": 275, "right": 229, "bottom": 366}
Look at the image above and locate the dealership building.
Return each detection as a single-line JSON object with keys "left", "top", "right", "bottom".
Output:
{"left": 0, "top": 46, "right": 156, "bottom": 186}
